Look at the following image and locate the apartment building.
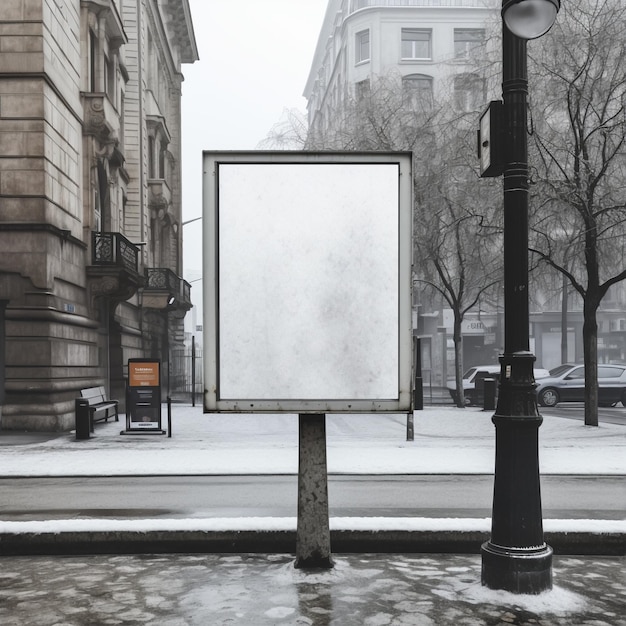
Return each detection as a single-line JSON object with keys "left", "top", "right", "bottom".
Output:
{"left": 0, "top": 0, "right": 197, "bottom": 430}
{"left": 305, "top": 0, "right": 498, "bottom": 135}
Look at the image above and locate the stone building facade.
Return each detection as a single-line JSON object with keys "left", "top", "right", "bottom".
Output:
{"left": 0, "top": 0, "right": 197, "bottom": 430}
{"left": 304, "top": 0, "right": 497, "bottom": 135}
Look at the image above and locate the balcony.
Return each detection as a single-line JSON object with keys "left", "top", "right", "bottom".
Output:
{"left": 181, "top": 279, "right": 192, "bottom": 309}
{"left": 148, "top": 178, "right": 173, "bottom": 217}
{"left": 143, "top": 268, "right": 192, "bottom": 313}
{"left": 92, "top": 231, "right": 139, "bottom": 271}
{"left": 87, "top": 232, "right": 144, "bottom": 305}
{"left": 81, "top": 93, "right": 120, "bottom": 144}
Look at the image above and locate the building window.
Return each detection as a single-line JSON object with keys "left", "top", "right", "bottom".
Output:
{"left": 105, "top": 54, "right": 116, "bottom": 104}
{"left": 355, "top": 79, "right": 370, "bottom": 101}
{"left": 148, "top": 136, "right": 155, "bottom": 178}
{"left": 356, "top": 29, "right": 370, "bottom": 64}
{"left": 119, "top": 94, "right": 125, "bottom": 148}
{"left": 401, "top": 29, "right": 431, "bottom": 60}
{"left": 453, "top": 73, "right": 485, "bottom": 112}
{"left": 158, "top": 141, "right": 165, "bottom": 179}
{"left": 89, "top": 30, "right": 97, "bottom": 92}
{"left": 402, "top": 74, "right": 433, "bottom": 110}
{"left": 93, "top": 185, "right": 101, "bottom": 231}
{"left": 454, "top": 29, "right": 485, "bottom": 60}
{"left": 122, "top": 191, "right": 128, "bottom": 230}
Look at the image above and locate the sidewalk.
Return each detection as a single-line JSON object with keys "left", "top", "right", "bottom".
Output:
{"left": 0, "top": 406, "right": 624, "bottom": 624}
{"left": 0, "top": 405, "right": 623, "bottom": 556}
{"left": 0, "top": 552, "right": 623, "bottom": 626}
{"left": 0, "top": 404, "right": 624, "bottom": 476}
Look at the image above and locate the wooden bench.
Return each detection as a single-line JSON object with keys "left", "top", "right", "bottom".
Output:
{"left": 80, "top": 386, "right": 119, "bottom": 431}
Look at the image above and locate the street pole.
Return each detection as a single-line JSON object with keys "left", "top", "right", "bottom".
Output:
{"left": 191, "top": 335, "right": 196, "bottom": 407}
{"left": 481, "top": 0, "right": 560, "bottom": 594}
{"left": 295, "top": 413, "right": 333, "bottom": 569}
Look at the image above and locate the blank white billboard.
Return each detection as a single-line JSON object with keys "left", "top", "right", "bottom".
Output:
{"left": 203, "top": 151, "right": 413, "bottom": 413}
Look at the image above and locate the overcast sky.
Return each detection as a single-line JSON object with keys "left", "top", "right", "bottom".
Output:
{"left": 181, "top": 0, "right": 328, "bottom": 282}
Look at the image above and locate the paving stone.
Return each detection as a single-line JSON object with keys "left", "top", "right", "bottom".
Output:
{"left": 0, "top": 554, "right": 623, "bottom": 625}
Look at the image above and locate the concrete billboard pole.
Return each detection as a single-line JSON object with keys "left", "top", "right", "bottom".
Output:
{"left": 295, "top": 414, "right": 333, "bottom": 569}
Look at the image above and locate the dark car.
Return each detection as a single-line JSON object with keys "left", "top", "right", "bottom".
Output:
{"left": 535, "top": 363, "right": 626, "bottom": 407}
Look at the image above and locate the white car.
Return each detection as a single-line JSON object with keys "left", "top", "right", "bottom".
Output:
{"left": 447, "top": 365, "right": 550, "bottom": 406}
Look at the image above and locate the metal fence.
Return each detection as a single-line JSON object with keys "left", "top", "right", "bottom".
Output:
{"left": 170, "top": 344, "right": 203, "bottom": 402}
{"left": 168, "top": 349, "right": 452, "bottom": 407}
{"left": 92, "top": 231, "right": 140, "bottom": 273}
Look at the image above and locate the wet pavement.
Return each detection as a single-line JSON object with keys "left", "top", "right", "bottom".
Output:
{"left": 0, "top": 553, "right": 623, "bottom": 625}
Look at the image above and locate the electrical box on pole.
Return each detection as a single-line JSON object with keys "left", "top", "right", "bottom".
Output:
{"left": 478, "top": 101, "right": 504, "bottom": 178}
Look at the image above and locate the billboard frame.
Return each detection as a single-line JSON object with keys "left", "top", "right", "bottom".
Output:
{"left": 203, "top": 151, "right": 413, "bottom": 414}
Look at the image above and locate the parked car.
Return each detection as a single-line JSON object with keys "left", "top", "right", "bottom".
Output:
{"left": 447, "top": 365, "right": 549, "bottom": 406}
{"left": 535, "top": 363, "right": 626, "bottom": 407}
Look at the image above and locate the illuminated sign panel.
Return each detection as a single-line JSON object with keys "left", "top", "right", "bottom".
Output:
{"left": 126, "top": 359, "right": 162, "bottom": 431}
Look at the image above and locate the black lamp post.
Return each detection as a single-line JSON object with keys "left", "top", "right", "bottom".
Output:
{"left": 480, "top": 0, "right": 560, "bottom": 594}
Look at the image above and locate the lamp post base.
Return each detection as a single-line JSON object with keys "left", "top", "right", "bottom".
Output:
{"left": 481, "top": 541, "right": 553, "bottom": 594}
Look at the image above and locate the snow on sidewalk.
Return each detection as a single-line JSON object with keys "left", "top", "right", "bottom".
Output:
{"left": 1, "top": 516, "right": 623, "bottom": 535}
{"left": 0, "top": 406, "right": 623, "bottom": 477}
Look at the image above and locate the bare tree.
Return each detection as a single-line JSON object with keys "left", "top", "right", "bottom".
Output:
{"left": 414, "top": 119, "right": 502, "bottom": 407}
{"left": 528, "top": 0, "right": 626, "bottom": 425}
{"left": 257, "top": 108, "right": 309, "bottom": 150}
{"left": 306, "top": 72, "right": 442, "bottom": 156}
{"left": 305, "top": 72, "right": 503, "bottom": 404}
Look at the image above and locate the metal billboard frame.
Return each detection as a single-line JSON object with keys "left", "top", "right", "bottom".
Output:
{"left": 203, "top": 151, "right": 413, "bottom": 413}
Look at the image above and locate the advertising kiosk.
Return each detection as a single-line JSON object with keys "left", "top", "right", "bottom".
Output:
{"left": 122, "top": 359, "right": 165, "bottom": 434}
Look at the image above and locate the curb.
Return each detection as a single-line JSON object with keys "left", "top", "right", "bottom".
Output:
{"left": 0, "top": 529, "right": 623, "bottom": 557}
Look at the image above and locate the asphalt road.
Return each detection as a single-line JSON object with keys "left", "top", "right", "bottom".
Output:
{"left": 541, "top": 404, "right": 626, "bottom": 425}
{"left": 0, "top": 474, "right": 623, "bottom": 521}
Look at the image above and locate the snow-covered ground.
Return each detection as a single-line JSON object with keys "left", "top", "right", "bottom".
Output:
{"left": 1, "top": 516, "right": 623, "bottom": 535}
{"left": 0, "top": 405, "right": 623, "bottom": 477}
{"left": 0, "top": 406, "right": 623, "bottom": 536}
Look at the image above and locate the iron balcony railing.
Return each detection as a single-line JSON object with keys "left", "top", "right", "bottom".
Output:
{"left": 145, "top": 267, "right": 179, "bottom": 292}
{"left": 145, "top": 269, "right": 192, "bottom": 308}
{"left": 182, "top": 279, "right": 191, "bottom": 306}
{"left": 92, "top": 232, "right": 140, "bottom": 273}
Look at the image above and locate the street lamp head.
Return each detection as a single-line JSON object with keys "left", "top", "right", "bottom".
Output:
{"left": 502, "top": 0, "right": 560, "bottom": 39}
